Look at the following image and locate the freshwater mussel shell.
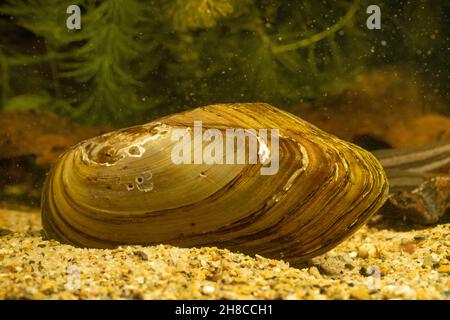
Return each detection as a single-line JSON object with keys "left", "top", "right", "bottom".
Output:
{"left": 42, "top": 103, "right": 388, "bottom": 264}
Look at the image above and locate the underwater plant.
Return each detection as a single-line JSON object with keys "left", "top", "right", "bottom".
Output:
{"left": 0, "top": 0, "right": 448, "bottom": 126}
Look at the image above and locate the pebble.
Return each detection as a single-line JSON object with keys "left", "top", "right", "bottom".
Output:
{"left": 309, "top": 256, "right": 343, "bottom": 276}
{"left": 437, "top": 265, "right": 450, "bottom": 273}
{"left": 350, "top": 286, "right": 371, "bottom": 300}
{"left": 422, "top": 254, "right": 433, "bottom": 266}
{"left": 0, "top": 228, "right": 13, "bottom": 237}
{"left": 0, "top": 209, "right": 448, "bottom": 300}
{"left": 134, "top": 250, "right": 149, "bottom": 261}
{"left": 382, "top": 285, "right": 416, "bottom": 299}
{"left": 202, "top": 285, "right": 216, "bottom": 295}
{"left": 399, "top": 240, "right": 416, "bottom": 254}
{"left": 308, "top": 266, "right": 321, "bottom": 277}
{"left": 358, "top": 244, "right": 377, "bottom": 259}
{"left": 414, "top": 235, "right": 428, "bottom": 241}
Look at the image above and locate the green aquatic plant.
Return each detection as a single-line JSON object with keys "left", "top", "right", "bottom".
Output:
{"left": 58, "top": 0, "right": 154, "bottom": 124}
{"left": 0, "top": 0, "right": 448, "bottom": 125}
{"left": 1, "top": 0, "right": 158, "bottom": 124}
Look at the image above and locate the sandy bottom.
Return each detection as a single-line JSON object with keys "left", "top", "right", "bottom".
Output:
{"left": 0, "top": 209, "right": 449, "bottom": 300}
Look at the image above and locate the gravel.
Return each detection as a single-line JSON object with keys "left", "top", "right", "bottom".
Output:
{"left": 0, "top": 208, "right": 448, "bottom": 300}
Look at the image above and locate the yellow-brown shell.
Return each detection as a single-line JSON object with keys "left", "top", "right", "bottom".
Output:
{"left": 41, "top": 103, "right": 388, "bottom": 264}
